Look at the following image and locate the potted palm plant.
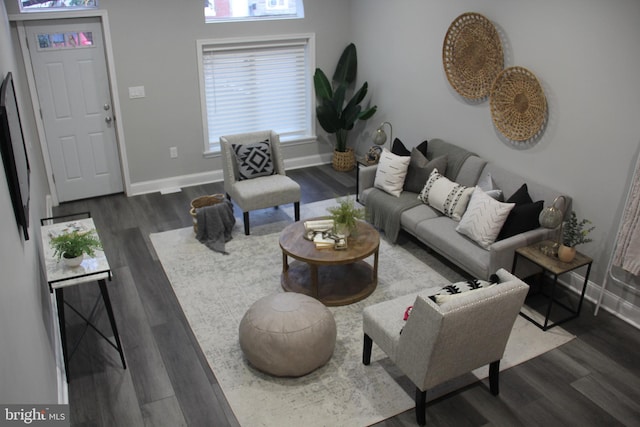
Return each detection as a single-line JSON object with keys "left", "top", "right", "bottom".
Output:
{"left": 327, "top": 196, "right": 364, "bottom": 237}
{"left": 559, "top": 211, "right": 595, "bottom": 262}
{"left": 314, "top": 43, "right": 377, "bottom": 171}
{"left": 50, "top": 229, "right": 102, "bottom": 267}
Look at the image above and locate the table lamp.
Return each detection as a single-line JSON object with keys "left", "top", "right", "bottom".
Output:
{"left": 373, "top": 121, "right": 392, "bottom": 149}
{"left": 538, "top": 195, "right": 567, "bottom": 256}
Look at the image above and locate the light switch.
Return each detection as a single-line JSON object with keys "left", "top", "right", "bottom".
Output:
{"left": 128, "top": 86, "right": 146, "bottom": 99}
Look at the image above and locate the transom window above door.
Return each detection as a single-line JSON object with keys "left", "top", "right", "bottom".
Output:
{"left": 20, "top": 0, "right": 98, "bottom": 13}
{"left": 205, "top": 0, "right": 304, "bottom": 23}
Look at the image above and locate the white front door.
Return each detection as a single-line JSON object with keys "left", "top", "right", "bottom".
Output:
{"left": 26, "top": 18, "right": 123, "bottom": 202}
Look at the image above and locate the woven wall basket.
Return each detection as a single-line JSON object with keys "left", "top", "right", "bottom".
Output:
{"left": 490, "top": 66, "right": 547, "bottom": 141}
{"left": 443, "top": 12, "right": 504, "bottom": 100}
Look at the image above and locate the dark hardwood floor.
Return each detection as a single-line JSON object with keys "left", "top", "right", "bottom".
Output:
{"left": 53, "top": 165, "right": 640, "bottom": 427}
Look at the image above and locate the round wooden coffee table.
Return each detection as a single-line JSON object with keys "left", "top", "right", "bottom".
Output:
{"left": 279, "top": 218, "right": 380, "bottom": 306}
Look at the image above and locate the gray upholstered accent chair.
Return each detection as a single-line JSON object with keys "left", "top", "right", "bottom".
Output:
{"left": 362, "top": 269, "right": 529, "bottom": 426}
{"left": 220, "top": 130, "right": 301, "bottom": 235}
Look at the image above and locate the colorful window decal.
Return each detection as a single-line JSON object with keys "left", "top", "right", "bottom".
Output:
{"left": 36, "top": 32, "right": 94, "bottom": 50}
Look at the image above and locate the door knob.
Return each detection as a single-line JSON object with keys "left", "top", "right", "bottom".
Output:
{"left": 105, "top": 116, "right": 112, "bottom": 124}
{"left": 104, "top": 104, "right": 110, "bottom": 111}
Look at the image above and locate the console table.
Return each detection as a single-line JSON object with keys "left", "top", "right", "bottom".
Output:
{"left": 41, "top": 214, "right": 126, "bottom": 381}
{"left": 512, "top": 240, "right": 593, "bottom": 331}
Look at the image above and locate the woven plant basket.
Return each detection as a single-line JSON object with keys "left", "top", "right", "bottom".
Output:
{"left": 189, "top": 193, "right": 225, "bottom": 232}
{"left": 443, "top": 12, "right": 504, "bottom": 100}
{"left": 332, "top": 148, "right": 355, "bottom": 172}
{"left": 490, "top": 66, "right": 547, "bottom": 141}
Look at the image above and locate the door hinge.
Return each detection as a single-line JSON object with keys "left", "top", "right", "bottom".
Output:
{"left": 51, "top": 174, "right": 55, "bottom": 184}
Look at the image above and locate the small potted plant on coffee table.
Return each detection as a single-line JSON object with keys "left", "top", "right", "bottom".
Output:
{"left": 50, "top": 229, "right": 102, "bottom": 267}
{"left": 327, "top": 196, "right": 364, "bottom": 238}
{"left": 559, "top": 211, "right": 595, "bottom": 262}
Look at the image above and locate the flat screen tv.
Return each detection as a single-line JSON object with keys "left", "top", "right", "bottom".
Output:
{"left": 0, "top": 72, "right": 30, "bottom": 240}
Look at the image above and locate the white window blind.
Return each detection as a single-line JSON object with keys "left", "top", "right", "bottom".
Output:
{"left": 199, "top": 35, "right": 314, "bottom": 153}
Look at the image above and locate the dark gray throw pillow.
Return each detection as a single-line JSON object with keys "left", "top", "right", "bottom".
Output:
{"left": 403, "top": 149, "right": 448, "bottom": 193}
{"left": 232, "top": 139, "right": 274, "bottom": 180}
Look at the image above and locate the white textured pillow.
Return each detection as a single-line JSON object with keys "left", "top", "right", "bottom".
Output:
{"left": 456, "top": 186, "right": 515, "bottom": 248}
{"left": 418, "top": 169, "right": 474, "bottom": 220}
{"left": 374, "top": 148, "right": 411, "bottom": 197}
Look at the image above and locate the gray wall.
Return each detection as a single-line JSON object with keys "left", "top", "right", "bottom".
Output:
{"left": 0, "top": 1, "right": 58, "bottom": 403}
{"left": 101, "top": 0, "right": 351, "bottom": 185}
{"left": 350, "top": 0, "right": 640, "bottom": 321}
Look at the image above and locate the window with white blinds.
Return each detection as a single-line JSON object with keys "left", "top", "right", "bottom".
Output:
{"left": 197, "top": 34, "right": 315, "bottom": 154}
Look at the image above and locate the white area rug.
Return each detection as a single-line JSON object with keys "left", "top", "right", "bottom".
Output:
{"left": 150, "top": 199, "right": 574, "bottom": 427}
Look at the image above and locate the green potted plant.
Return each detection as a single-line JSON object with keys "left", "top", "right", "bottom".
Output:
{"left": 327, "top": 196, "right": 364, "bottom": 237}
{"left": 50, "top": 230, "right": 102, "bottom": 267}
{"left": 559, "top": 211, "right": 595, "bottom": 262}
{"left": 314, "top": 43, "right": 377, "bottom": 171}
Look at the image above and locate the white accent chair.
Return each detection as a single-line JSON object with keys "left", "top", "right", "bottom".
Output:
{"left": 362, "top": 269, "right": 529, "bottom": 426}
{"left": 220, "top": 130, "right": 301, "bottom": 235}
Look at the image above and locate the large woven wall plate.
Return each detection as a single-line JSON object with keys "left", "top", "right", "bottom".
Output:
{"left": 490, "top": 66, "right": 547, "bottom": 142}
{"left": 443, "top": 12, "right": 504, "bottom": 100}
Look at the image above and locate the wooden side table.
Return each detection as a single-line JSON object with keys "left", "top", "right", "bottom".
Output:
{"left": 511, "top": 240, "right": 593, "bottom": 331}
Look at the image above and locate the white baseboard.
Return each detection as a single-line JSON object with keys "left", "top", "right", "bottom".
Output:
{"left": 559, "top": 271, "right": 640, "bottom": 329}
{"left": 129, "top": 153, "right": 331, "bottom": 196}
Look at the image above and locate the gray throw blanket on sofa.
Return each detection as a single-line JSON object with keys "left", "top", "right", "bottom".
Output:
{"left": 366, "top": 189, "right": 422, "bottom": 243}
{"left": 195, "top": 200, "right": 236, "bottom": 254}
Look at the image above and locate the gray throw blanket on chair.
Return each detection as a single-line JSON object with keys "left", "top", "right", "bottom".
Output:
{"left": 366, "top": 189, "right": 422, "bottom": 243}
{"left": 195, "top": 200, "right": 236, "bottom": 254}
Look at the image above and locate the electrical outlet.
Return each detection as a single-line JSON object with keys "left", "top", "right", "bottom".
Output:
{"left": 170, "top": 147, "right": 178, "bottom": 158}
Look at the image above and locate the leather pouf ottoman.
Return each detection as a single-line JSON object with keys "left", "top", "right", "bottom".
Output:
{"left": 239, "top": 292, "right": 337, "bottom": 377}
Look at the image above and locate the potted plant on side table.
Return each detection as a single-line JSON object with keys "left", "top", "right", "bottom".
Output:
{"left": 51, "top": 229, "right": 102, "bottom": 267}
{"left": 314, "top": 43, "right": 377, "bottom": 171}
{"left": 559, "top": 211, "right": 595, "bottom": 262}
{"left": 327, "top": 196, "right": 364, "bottom": 238}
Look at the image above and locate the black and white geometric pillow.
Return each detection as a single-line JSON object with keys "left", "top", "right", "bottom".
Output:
{"left": 232, "top": 139, "right": 274, "bottom": 180}
{"left": 428, "top": 275, "right": 500, "bottom": 304}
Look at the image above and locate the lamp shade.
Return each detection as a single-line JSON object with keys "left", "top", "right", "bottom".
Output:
{"left": 538, "top": 196, "right": 567, "bottom": 229}
{"left": 373, "top": 128, "right": 387, "bottom": 146}
{"left": 373, "top": 122, "right": 392, "bottom": 147}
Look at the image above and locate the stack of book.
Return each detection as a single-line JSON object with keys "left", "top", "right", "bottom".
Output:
{"left": 303, "top": 219, "right": 346, "bottom": 249}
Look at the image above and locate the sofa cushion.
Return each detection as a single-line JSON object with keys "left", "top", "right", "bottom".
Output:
{"left": 456, "top": 187, "right": 515, "bottom": 249}
{"left": 400, "top": 203, "right": 442, "bottom": 235}
{"left": 418, "top": 169, "right": 474, "bottom": 220}
{"left": 414, "top": 216, "right": 491, "bottom": 279}
{"left": 374, "top": 148, "right": 411, "bottom": 197}
{"left": 403, "top": 149, "right": 448, "bottom": 193}
{"left": 232, "top": 139, "right": 274, "bottom": 180}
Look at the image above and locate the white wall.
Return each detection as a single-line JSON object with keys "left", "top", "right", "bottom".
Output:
{"left": 350, "top": 0, "right": 640, "bottom": 321}
{"left": 0, "top": 0, "right": 59, "bottom": 404}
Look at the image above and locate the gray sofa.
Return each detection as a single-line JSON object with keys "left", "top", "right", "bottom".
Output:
{"left": 358, "top": 139, "right": 571, "bottom": 280}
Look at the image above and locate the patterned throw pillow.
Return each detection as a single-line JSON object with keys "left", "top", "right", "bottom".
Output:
{"left": 232, "top": 140, "right": 274, "bottom": 180}
{"left": 428, "top": 276, "right": 500, "bottom": 304}
{"left": 418, "top": 169, "right": 474, "bottom": 220}
{"left": 456, "top": 187, "right": 515, "bottom": 249}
